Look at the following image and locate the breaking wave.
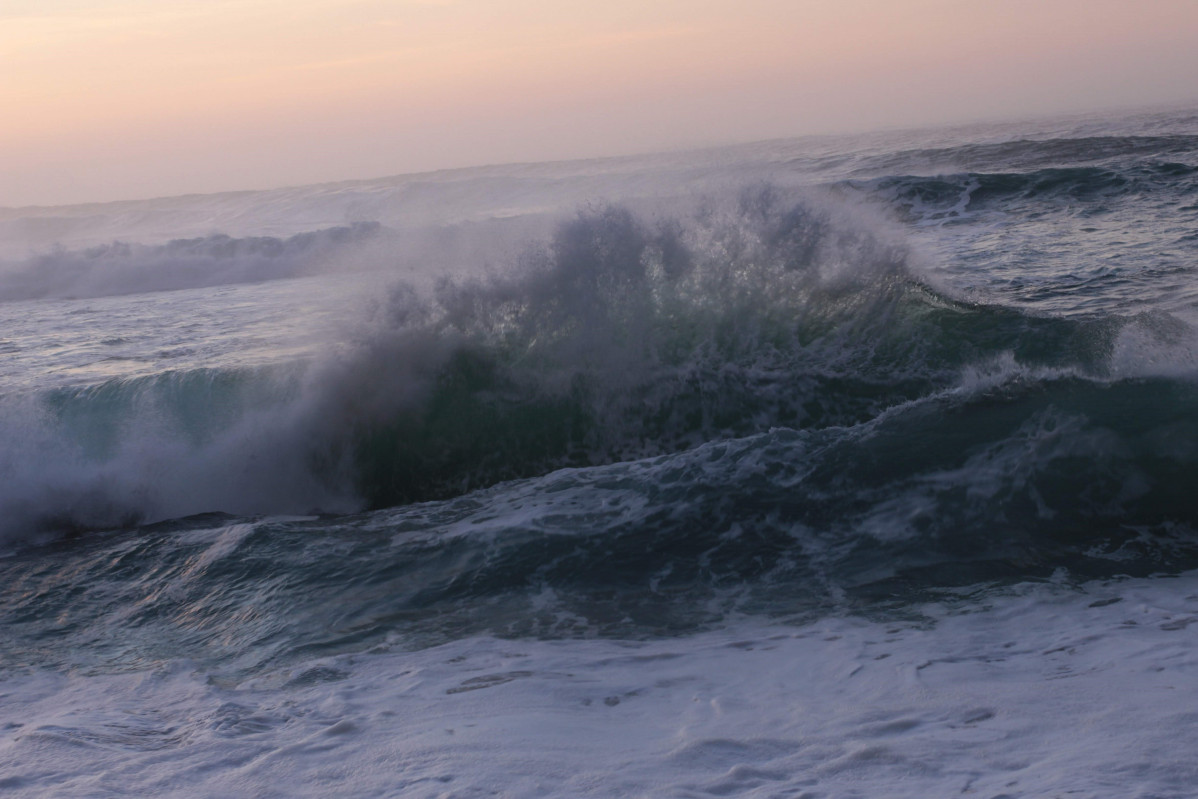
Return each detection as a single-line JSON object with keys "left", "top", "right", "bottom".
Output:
{"left": 1, "top": 187, "right": 1195, "bottom": 560}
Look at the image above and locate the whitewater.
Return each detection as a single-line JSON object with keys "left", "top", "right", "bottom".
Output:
{"left": 2, "top": 107, "right": 1198, "bottom": 797}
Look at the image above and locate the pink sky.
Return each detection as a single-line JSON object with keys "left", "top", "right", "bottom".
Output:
{"left": 3, "top": 0, "right": 1197, "bottom": 207}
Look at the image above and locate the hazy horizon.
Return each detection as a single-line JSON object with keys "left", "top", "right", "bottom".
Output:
{"left": 4, "top": 97, "right": 1198, "bottom": 213}
{"left": 5, "top": 0, "right": 1198, "bottom": 207}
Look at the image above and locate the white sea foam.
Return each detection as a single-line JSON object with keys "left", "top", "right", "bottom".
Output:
{"left": 3, "top": 571, "right": 1197, "bottom": 797}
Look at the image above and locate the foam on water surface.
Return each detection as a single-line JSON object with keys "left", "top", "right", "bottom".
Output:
{"left": 3, "top": 571, "right": 1198, "bottom": 798}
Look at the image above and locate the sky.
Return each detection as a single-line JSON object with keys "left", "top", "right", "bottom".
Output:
{"left": 3, "top": 0, "right": 1197, "bottom": 207}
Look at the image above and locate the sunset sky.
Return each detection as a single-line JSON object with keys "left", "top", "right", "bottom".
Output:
{"left": 3, "top": 0, "right": 1197, "bottom": 207}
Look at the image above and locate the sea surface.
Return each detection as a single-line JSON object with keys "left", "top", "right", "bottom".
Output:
{"left": 2, "top": 107, "right": 1198, "bottom": 797}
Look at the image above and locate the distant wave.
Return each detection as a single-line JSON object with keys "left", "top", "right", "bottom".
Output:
{"left": 845, "top": 160, "right": 1198, "bottom": 226}
{"left": 0, "top": 222, "right": 383, "bottom": 301}
{"left": 855, "top": 134, "right": 1198, "bottom": 175}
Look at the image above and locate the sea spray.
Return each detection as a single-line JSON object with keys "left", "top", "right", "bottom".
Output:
{"left": 2, "top": 185, "right": 1192, "bottom": 543}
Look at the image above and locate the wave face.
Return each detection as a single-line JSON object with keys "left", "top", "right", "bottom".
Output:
{"left": 3, "top": 369, "right": 1198, "bottom": 671}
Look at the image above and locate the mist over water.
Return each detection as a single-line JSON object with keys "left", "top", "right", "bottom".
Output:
{"left": 2, "top": 109, "right": 1198, "bottom": 798}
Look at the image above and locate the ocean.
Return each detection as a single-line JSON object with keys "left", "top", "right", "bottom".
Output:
{"left": 2, "top": 107, "right": 1197, "bottom": 797}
